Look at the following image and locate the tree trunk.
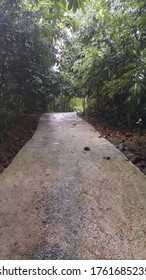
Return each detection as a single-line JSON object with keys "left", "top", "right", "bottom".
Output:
{"left": 82, "top": 97, "right": 86, "bottom": 115}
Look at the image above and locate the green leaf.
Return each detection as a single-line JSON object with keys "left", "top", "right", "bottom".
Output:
{"left": 78, "top": 0, "right": 85, "bottom": 12}
{"left": 68, "top": 0, "right": 74, "bottom": 10}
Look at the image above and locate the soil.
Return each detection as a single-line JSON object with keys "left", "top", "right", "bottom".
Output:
{"left": 0, "top": 112, "right": 42, "bottom": 174}
{"left": 80, "top": 114, "right": 146, "bottom": 176}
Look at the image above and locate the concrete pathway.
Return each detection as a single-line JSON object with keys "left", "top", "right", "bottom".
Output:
{"left": 0, "top": 113, "right": 146, "bottom": 259}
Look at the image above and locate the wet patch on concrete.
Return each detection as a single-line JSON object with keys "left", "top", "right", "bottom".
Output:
{"left": 24, "top": 242, "right": 70, "bottom": 260}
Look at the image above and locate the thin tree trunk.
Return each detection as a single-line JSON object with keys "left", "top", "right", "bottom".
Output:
{"left": 82, "top": 97, "right": 86, "bottom": 115}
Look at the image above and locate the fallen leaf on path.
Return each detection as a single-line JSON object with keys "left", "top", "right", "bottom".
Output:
{"left": 103, "top": 156, "right": 110, "bottom": 160}
{"left": 132, "top": 226, "right": 141, "bottom": 230}
{"left": 125, "top": 224, "right": 132, "bottom": 231}
{"left": 84, "top": 147, "right": 90, "bottom": 151}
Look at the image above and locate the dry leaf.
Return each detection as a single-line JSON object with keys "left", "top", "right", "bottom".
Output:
{"left": 84, "top": 147, "right": 90, "bottom": 151}
{"left": 125, "top": 224, "right": 132, "bottom": 231}
{"left": 103, "top": 156, "right": 110, "bottom": 160}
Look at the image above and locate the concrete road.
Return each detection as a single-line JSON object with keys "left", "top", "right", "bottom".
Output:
{"left": 0, "top": 113, "right": 146, "bottom": 259}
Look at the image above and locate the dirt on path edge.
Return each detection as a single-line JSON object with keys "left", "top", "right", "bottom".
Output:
{"left": 0, "top": 112, "right": 42, "bottom": 174}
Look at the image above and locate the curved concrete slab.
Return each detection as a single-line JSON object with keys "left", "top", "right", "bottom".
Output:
{"left": 0, "top": 113, "right": 146, "bottom": 259}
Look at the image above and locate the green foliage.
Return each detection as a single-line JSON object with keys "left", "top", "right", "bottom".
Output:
{"left": 1, "top": 0, "right": 146, "bottom": 129}
{"left": 0, "top": 0, "right": 87, "bottom": 129}
{"left": 69, "top": 97, "right": 82, "bottom": 111}
{"left": 60, "top": 0, "right": 146, "bottom": 127}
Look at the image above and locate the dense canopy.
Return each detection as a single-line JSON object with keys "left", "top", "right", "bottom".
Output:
{"left": 0, "top": 0, "right": 146, "bottom": 129}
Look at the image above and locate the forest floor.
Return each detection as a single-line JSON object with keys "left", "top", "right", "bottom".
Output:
{"left": 80, "top": 115, "right": 146, "bottom": 177}
{"left": 0, "top": 112, "right": 41, "bottom": 174}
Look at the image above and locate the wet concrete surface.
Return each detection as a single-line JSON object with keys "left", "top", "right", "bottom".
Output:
{"left": 0, "top": 113, "right": 146, "bottom": 259}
